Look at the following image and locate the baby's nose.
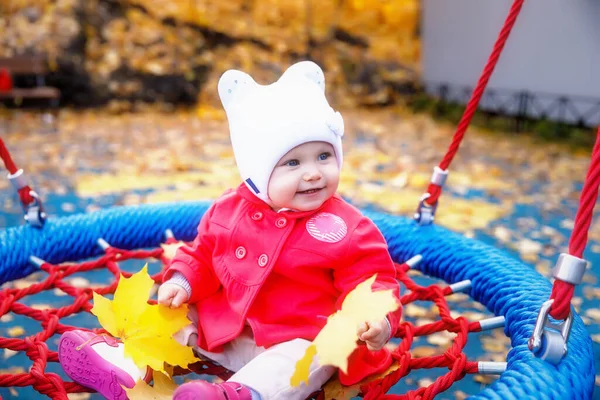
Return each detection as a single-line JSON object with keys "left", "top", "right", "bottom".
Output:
{"left": 303, "top": 168, "right": 321, "bottom": 181}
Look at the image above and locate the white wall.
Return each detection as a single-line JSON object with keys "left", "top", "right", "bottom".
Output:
{"left": 422, "top": 0, "right": 600, "bottom": 126}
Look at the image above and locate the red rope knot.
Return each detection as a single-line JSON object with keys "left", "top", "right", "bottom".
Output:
{"left": 422, "top": 353, "right": 468, "bottom": 400}
{"left": 398, "top": 323, "right": 415, "bottom": 352}
{"left": 391, "top": 351, "right": 412, "bottom": 382}
{"left": 0, "top": 293, "right": 15, "bottom": 316}
{"left": 362, "top": 384, "right": 383, "bottom": 400}
{"left": 39, "top": 313, "right": 61, "bottom": 341}
{"left": 407, "top": 392, "right": 420, "bottom": 400}
{"left": 31, "top": 373, "right": 69, "bottom": 399}
{"left": 106, "top": 247, "right": 123, "bottom": 260}
{"left": 450, "top": 353, "right": 468, "bottom": 379}
{"left": 24, "top": 337, "right": 48, "bottom": 364}
{"left": 56, "top": 293, "right": 92, "bottom": 317}
{"left": 452, "top": 317, "right": 470, "bottom": 347}
{"left": 23, "top": 338, "right": 67, "bottom": 398}
{"left": 442, "top": 349, "right": 459, "bottom": 365}
{"left": 431, "top": 285, "right": 449, "bottom": 302}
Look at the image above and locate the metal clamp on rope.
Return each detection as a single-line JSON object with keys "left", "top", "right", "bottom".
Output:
{"left": 414, "top": 167, "right": 448, "bottom": 226}
{"left": 414, "top": 193, "right": 436, "bottom": 225}
{"left": 553, "top": 253, "right": 587, "bottom": 285}
{"left": 23, "top": 191, "right": 46, "bottom": 228}
{"left": 430, "top": 166, "right": 449, "bottom": 187}
{"left": 8, "top": 169, "right": 47, "bottom": 228}
{"left": 8, "top": 169, "right": 27, "bottom": 191}
{"left": 528, "top": 299, "right": 573, "bottom": 365}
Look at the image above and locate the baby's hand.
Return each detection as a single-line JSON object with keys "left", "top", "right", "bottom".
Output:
{"left": 357, "top": 319, "right": 390, "bottom": 351}
{"left": 158, "top": 283, "right": 189, "bottom": 308}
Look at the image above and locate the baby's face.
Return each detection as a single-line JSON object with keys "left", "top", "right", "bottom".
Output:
{"left": 267, "top": 141, "right": 339, "bottom": 212}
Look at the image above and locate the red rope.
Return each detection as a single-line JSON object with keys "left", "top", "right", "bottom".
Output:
{"left": 0, "top": 137, "right": 18, "bottom": 173}
{"left": 360, "top": 263, "right": 481, "bottom": 399}
{"left": 0, "top": 136, "right": 36, "bottom": 206}
{"left": 424, "top": 0, "right": 525, "bottom": 208}
{"left": 549, "top": 127, "right": 600, "bottom": 320}
{"left": 0, "top": 243, "right": 495, "bottom": 399}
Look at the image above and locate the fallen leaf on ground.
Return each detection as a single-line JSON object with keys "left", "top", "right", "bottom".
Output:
{"left": 7, "top": 327, "right": 25, "bottom": 337}
{"left": 3, "top": 349, "right": 17, "bottom": 360}
{"left": 161, "top": 241, "right": 186, "bottom": 260}
{"left": 323, "top": 378, "right": 361, "bottom": 400}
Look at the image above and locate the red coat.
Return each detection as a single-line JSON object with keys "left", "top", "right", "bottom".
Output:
{"left": 165, "top": 184, "right": 402, "bottom": 385}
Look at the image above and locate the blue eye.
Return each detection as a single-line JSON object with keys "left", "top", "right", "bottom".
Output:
{"left": 285, "top": 159, "right": 299, "bottom": 167}
{"left": 318, "top": 152, "right": 331, "bottom": 161}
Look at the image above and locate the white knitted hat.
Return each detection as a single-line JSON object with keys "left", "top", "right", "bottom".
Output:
{"left": 218, "top": 61, "right": 344, "bottom": 203}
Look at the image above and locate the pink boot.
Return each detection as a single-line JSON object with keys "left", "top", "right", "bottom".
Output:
{"left": 173, "top": 381, "right": 253, "bottom": 400}
{"left": 58, "top": 330, "right": 151, "bottom": 400}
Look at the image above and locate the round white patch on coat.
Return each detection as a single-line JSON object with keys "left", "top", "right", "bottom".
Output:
{"left": 306, "top": 212, "right": 348, "bottom": 243}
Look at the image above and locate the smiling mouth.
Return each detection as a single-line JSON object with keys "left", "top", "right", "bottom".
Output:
{"left": 297, "top": 187, "right": 324, "bottom": 195}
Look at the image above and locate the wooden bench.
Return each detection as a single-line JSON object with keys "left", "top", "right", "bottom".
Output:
{"left": 0, "top": 55, "right": 60, "bottom": 104}
{"left": 0, "top": 55, "right": 60, "bottom": 130}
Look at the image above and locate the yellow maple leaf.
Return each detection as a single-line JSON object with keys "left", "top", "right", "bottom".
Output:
{"left": 91, "top": 265, "right": 197, "bottom": 374}
{"left": 125, "top": 370, "right": 178, "bottom": 400}
{"left": 291, "top": 275, "right": 399, "bottom": 386}
{"left": 161, "top": 241, "right": 186, "bottom": 260}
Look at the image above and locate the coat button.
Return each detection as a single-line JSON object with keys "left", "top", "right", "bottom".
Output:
{"left": 258, "top": 254, "right": 268, "bottom": 267}
{"left": 235, "top": 246, "right": 247, "bottom": 259}
{"left": 251, "top": 211, "right": 264, "bottom": 221}
{"left": 275, "top": 217, "right": 287, "bottom": 228}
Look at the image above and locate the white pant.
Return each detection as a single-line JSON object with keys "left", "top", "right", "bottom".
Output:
{"left": 174, "top": 315, "right": 335, "bottom": 400}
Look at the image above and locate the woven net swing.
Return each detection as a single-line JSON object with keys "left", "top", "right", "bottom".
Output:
{"left": 0, "top": 0, "right": 596, "bottom": 398}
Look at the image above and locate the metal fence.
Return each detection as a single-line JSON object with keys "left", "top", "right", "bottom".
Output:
{"left": 425, "top": 82, "right": 600, "bottom": 132}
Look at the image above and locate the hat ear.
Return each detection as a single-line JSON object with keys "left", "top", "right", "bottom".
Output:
{"left": 278, "top": 61, "right": 325, "bottom": 92}
{"left": 218, "top": 70, "right": 256, "bottom": 109}
{"left": 327, "top": 110, "right": 344, "bottom": 137}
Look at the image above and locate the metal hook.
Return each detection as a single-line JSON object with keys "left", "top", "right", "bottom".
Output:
{"left": 414, "top": 193, "right": 437, "bottom": 226}
{"left": 23, "top": 191, "right": 46, "bottom": 228}
{"left": 528, "top": 299, "right": 573, "bottom": 365}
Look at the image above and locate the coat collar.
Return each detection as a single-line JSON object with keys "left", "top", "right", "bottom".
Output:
{"left": 235, "top": 183, "right": 335, "bottom": 220}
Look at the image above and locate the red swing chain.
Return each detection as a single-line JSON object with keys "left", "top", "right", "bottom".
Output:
{"left": 0, "top": 135, "right": 46, "bottom": 227}
{"left": 415, "top": 0, "right": 526, "bottom": 225}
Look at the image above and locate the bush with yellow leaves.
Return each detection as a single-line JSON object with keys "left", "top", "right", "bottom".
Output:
{"left": 1, "top": 0, "right": 419, "bottom": 108}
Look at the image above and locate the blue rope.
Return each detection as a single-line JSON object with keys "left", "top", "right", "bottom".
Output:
{"left": 0, "top": 201, "right": 209, "bottom": 284}
{"left": 0, "top": 202, "right": 594, "bottom": 399}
